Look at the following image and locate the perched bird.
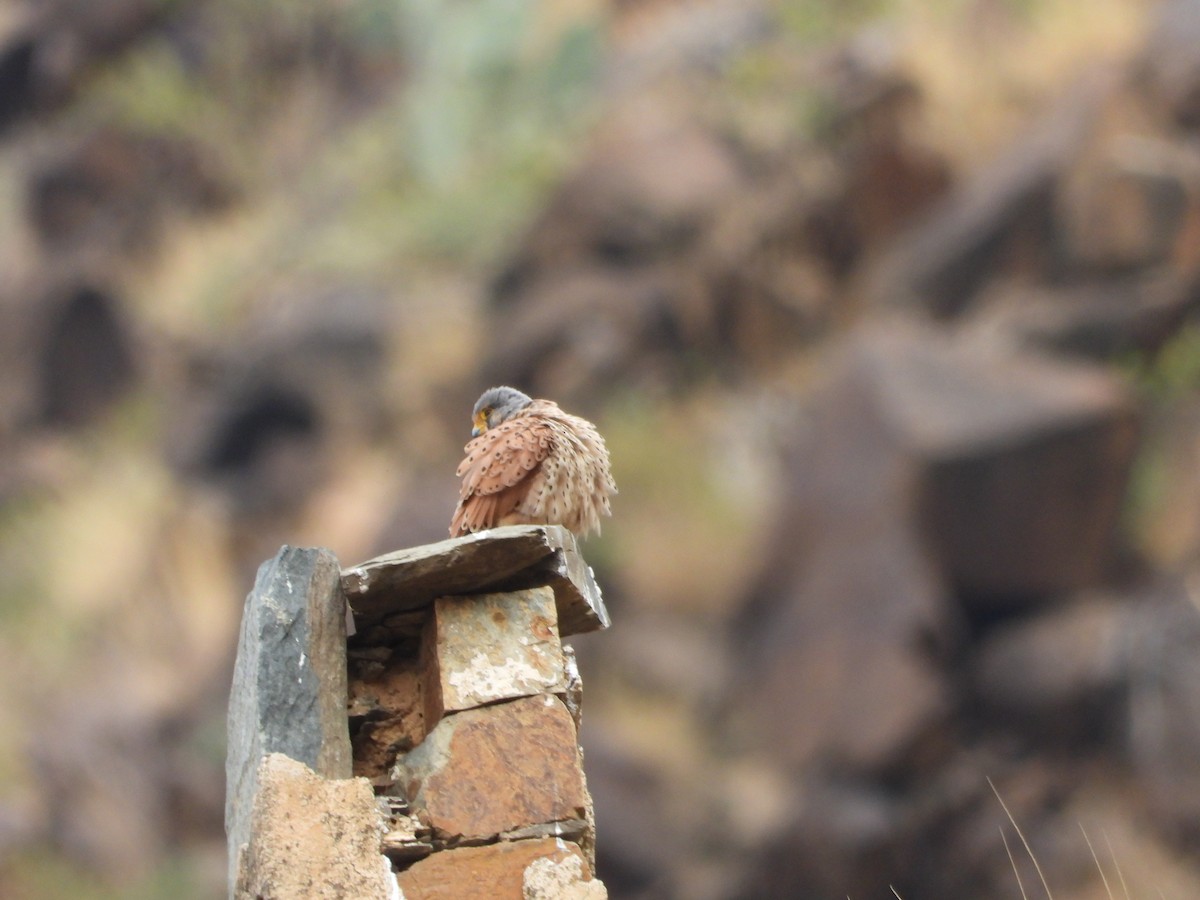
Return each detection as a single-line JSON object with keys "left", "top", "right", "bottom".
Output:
{"left": 450, "top": 386, "right": 616, "bottom": 539}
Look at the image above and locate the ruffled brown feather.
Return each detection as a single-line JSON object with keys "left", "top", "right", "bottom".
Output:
{"left": 449, "top": 399, "right": 616, "bottom": 539}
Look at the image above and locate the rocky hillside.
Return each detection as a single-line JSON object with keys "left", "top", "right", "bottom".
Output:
{"left": 2, "top": 0, "right": 1200, "bottom": 897}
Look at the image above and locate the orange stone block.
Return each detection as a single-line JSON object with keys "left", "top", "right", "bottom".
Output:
{"left": 394, "top": 838, "right": 603, "bottom": 900}
{"left": 393, "top": 694, "right": 586, "bottom": 842}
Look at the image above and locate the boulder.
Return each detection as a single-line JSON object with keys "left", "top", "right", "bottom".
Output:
{"left": 735, "top": 326, "right": 953, "bottom": 774}
{"left": 807, "top": 322, "right": 1137, "bottom": 609}
{"left": 880, "top": 326, "right": 1140, "bottom": 608}
{"left": 735, "top": 320, "right": 1140, "bottom": 776}
{"left": 973, "top": 596, "right": 1135, "bottom": 735}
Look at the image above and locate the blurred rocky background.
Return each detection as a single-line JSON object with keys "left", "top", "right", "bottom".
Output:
{"left": 2, "top": 0, "right": 1200, "bottom": 897}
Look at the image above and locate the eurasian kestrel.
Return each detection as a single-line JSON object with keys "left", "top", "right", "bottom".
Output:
{"left": 450, "top": 386, "right": 616, "bottom": 539}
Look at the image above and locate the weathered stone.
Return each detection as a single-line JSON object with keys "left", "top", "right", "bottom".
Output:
{"left": 349, "top": 652, "right": 425, "bottom": 780}
{"left": 522, "top": 847, "right": 608, "bottom": 900}
{"left": 378, "top": 796, "right": 434, "bottom": 865}
{"left": 225, "top": 546, "right": 352, "bottom": 893}
{"left": 735, "top": 331, "right": 952, "bottom": 773}
{"left": 347, "top": 646, "right": 394, "bottom": 685}
{"left": 421, "top": 588, "right": 566, "bottom": 728}
{"left": 973, "top": 597, "right": 1134, "bottom": 717}
{"left": 234, "top": 754, "right": 391, "bottom": 900}
{"left": 892, "top": 331, "right": 1142, "bottom": 607}
{"left": 860, "top": 322, "right": 1138, "bottom": 607}
{"left": 383, "top": 834, "right": 434, "bottom": 865}
{"left": 533, "top": 533, "right": 611, "bottom": 638}
{"left": 392, "top": 695, "right": 587, "bottom": 843}
{"left": 343, "top": 525, "right": 609, "bottom": 639}
{"left": 394, "top": 838, "right": 603, "bottom": 900}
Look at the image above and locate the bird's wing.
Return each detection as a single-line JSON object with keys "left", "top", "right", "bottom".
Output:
{"left": 450, "top": 414, "right": 553, "bottom": 534}
{"left": 455, "top": 416, "right": 553, "bottom": 496}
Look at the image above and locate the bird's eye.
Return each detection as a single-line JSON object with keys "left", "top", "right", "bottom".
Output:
{"left": 481, "top": 407, "right": 492, "bottom": 418}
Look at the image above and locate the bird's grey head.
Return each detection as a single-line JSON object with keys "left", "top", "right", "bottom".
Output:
{"left": 471, "top": 386, "right": 532, "bottom": 436}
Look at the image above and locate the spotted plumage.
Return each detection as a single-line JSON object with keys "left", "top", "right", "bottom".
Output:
{"left": 450, "top": 386, "right": 616, "bottom": 539}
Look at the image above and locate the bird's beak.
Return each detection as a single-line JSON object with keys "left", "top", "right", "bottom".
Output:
{"left": 471, "top": 410, "right": 488, "bottom": 437}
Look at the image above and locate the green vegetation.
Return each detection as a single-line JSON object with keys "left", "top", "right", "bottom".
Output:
{"left": 1124, "top": 321, "right": 1200, "bottom": 401}
{"left": 1121, "top": 322, "right": 1200, "bottom": 564}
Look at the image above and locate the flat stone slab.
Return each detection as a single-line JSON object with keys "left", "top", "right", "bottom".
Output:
{"left": 341, "top": 525, "right": 609, "bottom": 640}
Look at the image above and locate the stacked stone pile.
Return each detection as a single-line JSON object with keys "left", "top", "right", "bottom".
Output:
{"left": 226, "top": 526, "right": 609, "bottom": 899}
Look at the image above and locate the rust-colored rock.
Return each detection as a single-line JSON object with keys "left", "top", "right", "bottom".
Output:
{"left": 421, "top": 588, "right": 567, "bottom": 728}
{"left": 843, "top": 321, "right": 1137, "bottom": 608}
{"left": 392, "top": 695, "right": 587, "bottom": 843}
{"left": 234, "top": 753, "right": 391, "bottom": 900}
{"left": 349, "top": 651, "right": 426, "bottom": 780}
{"left": 735, "top": 327, "right": 952, "bottom": 774}
{"left": 394, "top": 838, "right": 604, "bottom": 900}
{"left": 895, "top": 330, "right": 1139, "bottom": 607}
